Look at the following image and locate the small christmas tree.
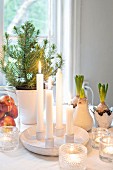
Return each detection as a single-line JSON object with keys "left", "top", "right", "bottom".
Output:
{"left": 0, "top": 21, "right": 64, "bottom": 89}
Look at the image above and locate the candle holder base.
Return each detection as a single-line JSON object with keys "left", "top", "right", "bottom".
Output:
{"left": 54, "top": 126, "right": 65, "bottom": 137}
{"left": 65, "top": 134, "right": 74, "bottom": 143}
{"left": 36, "top": 131, "right": 45, "bottom": 140}
{"left": 45, "top": 138, "right": 54, "bottom": 148}
{"left": 20, "top": 125, "right": 89, "bottom": 156}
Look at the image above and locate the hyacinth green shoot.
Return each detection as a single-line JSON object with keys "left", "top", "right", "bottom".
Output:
{"left": 98, "top": 83, "right": 108, "bottom": 103}
{"left": 75, "top": 75, "right": 84, "bottom": 96}
{"left": 80, "top": 88, "right": 86, "bottom": 99}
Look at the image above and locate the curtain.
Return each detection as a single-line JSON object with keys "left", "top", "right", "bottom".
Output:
{"left": 56, "top": 0, "right": 81, "bottom": 103}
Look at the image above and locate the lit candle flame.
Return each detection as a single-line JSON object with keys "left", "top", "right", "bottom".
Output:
{"left": 38, "top": 61, "right": 41, "bottom": 73}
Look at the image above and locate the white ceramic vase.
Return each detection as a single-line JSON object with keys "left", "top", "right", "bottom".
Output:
{"left": 16, "top": 90, "right": 37, "bottom": 125}
{"left": 73, "top": 99, "right": 93, "bottom": 131}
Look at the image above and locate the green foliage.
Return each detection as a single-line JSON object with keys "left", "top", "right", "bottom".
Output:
{"left": 75, "top": 75, "right": 84, "bottom": 96}
{"left": 0, "top": 21, "right": 64, "bottom": 89}
{"left": 80, "top": 88, "right": 86, "bottom": 99}
{"left": 98, "top": 83, "right": 108, "bottom": 103}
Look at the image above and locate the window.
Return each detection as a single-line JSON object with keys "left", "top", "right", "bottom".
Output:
{"left": 0, "top": 0, "right": 80, "bottom": 103}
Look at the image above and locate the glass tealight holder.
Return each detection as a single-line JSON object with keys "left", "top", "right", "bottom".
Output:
{"left": 99, "top": 136, "right": 113, "bottom": 163}
{"left": 0, "top": 126, "right": 19, "bottom": 152}
{"left": 91, "top": 127, "right": 110, "bottom": 149}
{"left": 59, "top": 143, "right": 87, "bottom": 170}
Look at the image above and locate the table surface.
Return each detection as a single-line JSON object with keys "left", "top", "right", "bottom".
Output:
{"left": 0, "top": 106, "right": 113, "bottom": 170}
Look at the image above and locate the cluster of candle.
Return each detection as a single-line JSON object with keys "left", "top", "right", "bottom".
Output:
{"left": 36, "top": 61, "right": 74, "bottom": 146}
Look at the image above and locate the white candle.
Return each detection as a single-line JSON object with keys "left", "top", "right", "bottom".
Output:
{"left": 45, "top": 77, "right": 53, "bottom": 139}
{"left": 36, "top": 61, "right": 44, "bottom": 132}
{"left": 103, "top": 146, "right": 113, "bottom": 154}
{"left": 66, "top": 104, "right": 73, "bottom": 135}
{"left": 56, "top": 68, "right": 63, "bottom": 129}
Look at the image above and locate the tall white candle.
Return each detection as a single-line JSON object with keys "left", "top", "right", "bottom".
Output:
{"left": 36, "top": 61, "right": 44, "bottom": 132}
{"left": 66, "top": 104, "right": 73, "bottom": 135}
{"left": 45, "top": 77, "right": 53, "bottom": 139}
{"left": 56, "top": 68, "right": 63, "bottom": 129}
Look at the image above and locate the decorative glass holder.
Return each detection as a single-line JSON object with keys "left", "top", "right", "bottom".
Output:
{"left": 0, "top": 126, "right": 19, "bottom": 152}
{"left": 91, "top": 127, "right": 110, "bottom": 149}
{"left": 59, "top": 143, "right": 87, "bottom": 170}
{"left": 99, "top": 136, "right": 113, "bottom": 163}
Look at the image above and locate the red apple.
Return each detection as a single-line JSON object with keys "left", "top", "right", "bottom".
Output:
{"left": 0, "top": 111, "right": 5, "bottom": 119}
{"left": 0, "top": 95, "right": 15, "bottom": 112}
{"left": 0, "top": 116, "right": 16, "bottom": 126}
{"left": 6, "top": 105, "right": 18, "bottom": 119}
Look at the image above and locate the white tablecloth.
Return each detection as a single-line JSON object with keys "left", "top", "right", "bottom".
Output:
{"left": 0, "top": 106, "right": 113, "bottom": 170}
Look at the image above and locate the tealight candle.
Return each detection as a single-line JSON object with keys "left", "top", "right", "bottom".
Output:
{"left": 91, "top": 127, "right": 109, "bottom": 149}
{"left": 99, "top": 136, "right": 113, "bottom": 163}
{"left": 0, "top": 126, "right": 19, "bottom": 152}
{"left": 59, "top": 143, "right": 87, "bottom": 170}
{"left": 103, "top": 146, "right": 113, "bottom": 154}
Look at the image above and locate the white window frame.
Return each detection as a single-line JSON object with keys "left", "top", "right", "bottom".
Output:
{"left": 0, "top": 0, "right": 81, "bottom": 103}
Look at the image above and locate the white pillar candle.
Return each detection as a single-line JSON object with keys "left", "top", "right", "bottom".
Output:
{"left": 45, "top": 77, "right": 53, "bottom": 139}
{"left": 66, "top": 104, "right": 73, "bottom": 135}
{"left": 56, "top": 68, "right": 63, "bottom": 129}
{"left": 36, "top": 61, "right": 44, "bottom": 132}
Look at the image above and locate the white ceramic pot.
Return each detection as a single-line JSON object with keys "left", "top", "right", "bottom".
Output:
{"left": 73, "top": 99, "right": 93, "bottom": 131}
{"left": 16, "top": 90, "right": 37, "bottom": 125}
{"left": 94, "top": 111, "right": 113, "bottom": 128}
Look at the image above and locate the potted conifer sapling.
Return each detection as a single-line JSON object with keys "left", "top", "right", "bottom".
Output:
{"left": 94, "top": 83, "right": 113, "bottom": 128}
{"left": 0, "top": 21, "right": 64, "bottom": 125}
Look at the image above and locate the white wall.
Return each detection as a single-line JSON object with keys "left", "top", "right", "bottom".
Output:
{"left": 80, "top": 0, "right": 113, "bottom": 107}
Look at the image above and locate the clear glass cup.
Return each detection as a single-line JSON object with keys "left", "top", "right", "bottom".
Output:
{"left": 0, "top": 86, "right": 20, "bottom": 130}
{"left": 59, "top": 143, "right": 87, "bottom": 170}
{"left": 91, "top": 127, "right": 110, "bottom": 149}
{"left": 0, "top": 126, "right": 19, "bottom": 152}
{"left": 99, "top": 136, "right": 113, "bottom": 163}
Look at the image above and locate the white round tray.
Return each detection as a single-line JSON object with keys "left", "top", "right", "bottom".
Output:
{"left": 20, "top": 125, "right": 89, "bottom": 156}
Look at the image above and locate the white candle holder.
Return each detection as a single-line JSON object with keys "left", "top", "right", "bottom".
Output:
{"left": 20, "top": 125, "right": 89, "bottom": 156}
{"left": 54, "top": 126, "right": 65, "bottom": 137}
{"left": 65, "top": 134, "right": 74, "bottom": 143}
{"left": 45, "top": 138, "right": 54, "bottom": 148}
{"left": 36, "top": 131, "right": 45, "bottom": 140}
{"left": 59, "top": 143, "right": 87, "bottom": 170}
{"left": 99, "top": 136, "right": 113, "bottom": 163}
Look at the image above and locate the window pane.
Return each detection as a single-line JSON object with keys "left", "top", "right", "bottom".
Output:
{"left": 4, "top": 0, "right": 49, "bottom": 36}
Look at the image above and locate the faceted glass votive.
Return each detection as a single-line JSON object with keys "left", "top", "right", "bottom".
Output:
{"left": 99, "top": 136, "right": 113, "bottom": 163}
{"left": 91, "top": 128, "right": 110, "bottom": 149}
{"left": 0, "top": 126, "right": 19, "bottom": 152}
{"left": 59, "top": 143, "right": 87, "bottom": 170}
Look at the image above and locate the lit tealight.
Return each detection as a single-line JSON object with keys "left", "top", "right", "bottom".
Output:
{"left": 103, "top": 146, "right": 113, "bottom": 154}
